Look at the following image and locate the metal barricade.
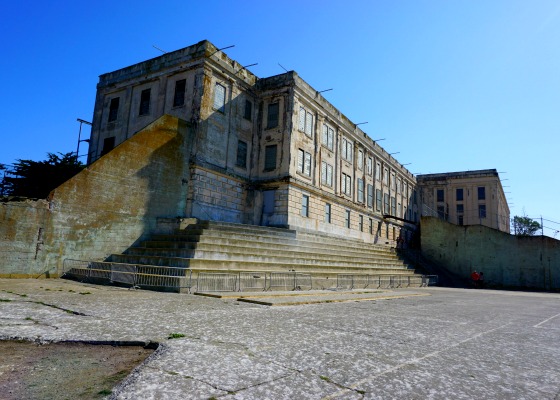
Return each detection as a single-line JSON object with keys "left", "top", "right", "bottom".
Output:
{"left": 379, "top": 275, "right": 392, "bottom": 289}
{"left": 111, "top": 263, "right": 137, "bottom": 285}
{"left": 136, "top": 265, "right": 192, "bottom": 290}
{"left": 408, "top": 275, "right": 423, "bottom": 287}
{"left": 337, "top": 274, "right": 354, "bottom": 289}
{"left": 295, "top": 273, "right": 312, "bottom": 290}
{"left": 239, "top": 272, "right": 267, "bottom": 291}
{"left": 422, "top": 275, "right": 438, "bottom": 287}
{"left": 196, "top": 272, "right": 238, "bottom": 292}
{"left": 269, "top": 272, "right": 297, "bottom": 291}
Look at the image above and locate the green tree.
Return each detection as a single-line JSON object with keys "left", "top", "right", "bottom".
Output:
{"left": 513, "top": 215, "right": 541, "bottom": 236}
{"left": 2, "top": 152, "right": 84, "bottom": 199}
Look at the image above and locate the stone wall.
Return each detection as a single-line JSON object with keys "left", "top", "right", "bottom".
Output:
{"left": 421, "top": 216, "right": 560, "bottom": 290}
{"left": 0, "top": 115, "right": 189, "bottom": 277}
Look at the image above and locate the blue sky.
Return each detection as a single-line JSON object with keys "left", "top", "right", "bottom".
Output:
{"left": 2, "top": 1, "right": 559, "bottom": 235}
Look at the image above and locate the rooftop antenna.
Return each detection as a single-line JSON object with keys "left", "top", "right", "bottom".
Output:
{"left": 355, "top": 122, "right": 368, "bottom": 126}
{"left": 152, "top": 45, "right": 167, "bottom": 54}
{"left": 318, "top": 88, "right": 333, "bottom": 93}
{"left": 209, "top": 45, "right": 235, "bottom": 57}
{"left": 236, "top": 62, "right": 258, "bottom": 74}
{"left": 278, "top": 63, "right": 288, "bottom": 72}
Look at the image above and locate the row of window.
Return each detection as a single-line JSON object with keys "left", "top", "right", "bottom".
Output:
{"left": 436, "top": 187, "right": 486, "bottom": 202}
{"left": 301, "top": 195, "right": 402, "bottom": 235}
{"left": 107, "top": 79, "right": 188, "bottom": 124}
{"left": 437, "top": 204, "right": 487, "bottom": 221}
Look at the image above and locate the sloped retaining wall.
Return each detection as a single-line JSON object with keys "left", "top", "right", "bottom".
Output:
{"left": 421, "top": 216, "right": 560, "bottom": 290}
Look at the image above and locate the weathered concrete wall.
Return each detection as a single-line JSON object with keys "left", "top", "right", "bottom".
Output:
{"left": 0, "top": 115, "right": 189, "bottom": 277}
{"left": 421, "top": 216, "right": 560, "bottom": 290}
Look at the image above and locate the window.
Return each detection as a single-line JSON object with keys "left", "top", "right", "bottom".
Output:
{"left": 321, "top": 161, "right": 333, "bottom": 187}
{"left": 437, "top": 189, "right": 444, "bottom": 202}
{"left": 391, "top": 174, "right": 396, "bottom": 191}
{"left": 478, "top": 186, "right": 486, "bottom": 200}
{"left": 479, "top": 204, "right": 486, "bottom": 219}
{"left": 236, "top": 140, "right": 247, "bottom": 168}
{"left": 391, "top": 197, "right": 396, "bottom": 215}
{"left": 397, "top": 178, "right": 402, "bottom": 194}
{"left": 345, "top": 210, "right": 351, "bottom": 228}
{"left": 357, "top": 178, "right": 364, "bottom": 203}
{"left": 302, "top": 195, "right": 309, "bottom": 217}
{"left": 367, "top": 184, "right": 373, "bottom": 208}
{"left": 213, "top": 83, "right": 226, "bottom": 112}
{"left": 376, "top": 189, "right": 382, "bottom": 211}
{"left": 398, "top": 202, "right": 402, "bottom": 218}
{"left": 367, "top": 157, "right": 373, "bottom": 175}
{"left": 383, "top": 193, "right": 390, "bottom": 214}
{"left": 264, "top": 145, "right": 277, "bottom": 171}
{"left": 297, "top": 149, "right": 311, "bottom": 176}
{"left": 458, "top": 215, "right": 464, "bottom": 225}
{"left": 357, "top": 150, "right": 364, "bottom": 170}
{"left": 437, "top": 205, "right": 445, "bottom": 219}
{"left": 173, "top": 79, "right": 186, "bottom": 107}
{"left": 359, "top": 215, "right": 364, "bottom": 232}
{"left": 108, "top": 97, "right": 119, "bottom": 122}
{"left": 369, "top": 218, "right": 373, "bottom": 234}
{"left": 267, "top": 102, "right": 279, "bottom": 129}
{"left": 325, "top": 203, "right": 331, "bottom": 223}
{"left": 341, "top": 173, "right": 352, "bottom": 196}
{"left": 322, "top": 124, "right": 334, "bottom": 150}
{"left": 456, "top": 188, "right": 464, "bottom": 201}
{"left": 383, "top": 168, "right": 389, "bottom": 185}
{"left": 375, "top": 162, "right": 381, "bottom": 180}
{"left": 298, "top": 106, "right": 313, "bottom": 137}
{"left": 243, "top": 99, "right": 252, "bottom": 121}
{"left": 139, "top": 88, "right": 151, "bottom": 116}
{"left": 456, "top": 204, "right": 464, "bottom": 214}
{"left": 341, "top": 138, "right": 353, "bottom": 162}
{"left": 101, "top": 136, "right": 115, "bottom": 155}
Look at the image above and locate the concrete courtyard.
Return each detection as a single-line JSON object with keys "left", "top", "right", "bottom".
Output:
{"left": 1, "top": 278, "right": 559, "bottom": 399}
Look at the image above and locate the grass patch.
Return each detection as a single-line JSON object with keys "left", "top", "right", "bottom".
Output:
{"left": 97, "top": 389, "right": 112, "bottom": 396}
{"left": 79, "top": 292, "right": 92, "bottom": 295}
{"left": 0, "top": 299, "right": 12, "bottom": 302}
{"left": 168, "top": 333, "right": 186, "bottom": 339}
{"left": 319, "top": 375, "right": 332, "bottom": 382}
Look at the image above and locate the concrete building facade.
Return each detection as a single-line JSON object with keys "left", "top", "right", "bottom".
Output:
{"left": 88, "top": 40, "right": 418, "bottom": 245}
{"left": 417, "top": 169, "right": 510, "bottom": 233}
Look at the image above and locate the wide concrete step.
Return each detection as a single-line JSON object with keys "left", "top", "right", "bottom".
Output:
{"left": 124, "top": 247, "right": 407, "bottom": 267}
{"left": 110, "top": 254, "right": 412, "bottom": 274}
{"left": 150, "top": 232, "right": 396, "bottom": 256}
{"left": 132, "top": 240, "right": 401, "bottom": 261}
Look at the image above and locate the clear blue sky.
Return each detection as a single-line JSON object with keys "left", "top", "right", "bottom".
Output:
{"left": 2, "top": 1, "right": 559, "bottom": 235}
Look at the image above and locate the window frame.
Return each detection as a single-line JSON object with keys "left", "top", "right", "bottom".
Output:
{"left": 321, "top": 161, "right": 333, "bottom": 187}
{"left": 266, "top": 102, "right": 279, "bottom": 129}
{"left": 236, "top": 140, "right": 248, "bottom": 169}
{"left": 172, "top": 79, "right": 186, "bottom": 108}
{"left": 297, "top": 149, "right": 312, "bottom": 177}
{"left": 213, "top": 83, "right": 226, "bottom": 113}
{"left": 301, "top": 194, "right": 309, "bottom": 217}
{"left": 322, "top": 124, "right": 334, "bottom": 150}
{"left": 108, "top": 97, "right": 120, "bottom": 123}
{"left": 264, "top": 144, "right": 277, "bottom": 171}
{"left": 139, "top": 88, "right": 151, "bottom": 116}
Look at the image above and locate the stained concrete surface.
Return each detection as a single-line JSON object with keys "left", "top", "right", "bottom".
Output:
{"left": 1, "top": 279, "right": 559, "bottom": 399}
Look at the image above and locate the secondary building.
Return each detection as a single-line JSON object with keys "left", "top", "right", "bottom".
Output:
{"left": 417, "top": 169, "right": 510, "bottom": 233}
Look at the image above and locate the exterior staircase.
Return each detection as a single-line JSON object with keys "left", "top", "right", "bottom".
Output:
{"left": 63, "top": 220, "right": 423, "bottom": 292}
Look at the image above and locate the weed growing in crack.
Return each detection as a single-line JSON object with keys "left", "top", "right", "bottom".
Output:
{"left": 0, "top": 299, "right": 12, "bottom": 302}
{"left": 319, "top": 375, "right": 332, "bottom": 382}
{"left": 168, "top": 333, "right": 186, "bottom": 339}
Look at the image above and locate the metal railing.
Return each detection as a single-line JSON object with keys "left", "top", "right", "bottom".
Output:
{"left": 62, "top": 259, "right": 192, "bottom": 291}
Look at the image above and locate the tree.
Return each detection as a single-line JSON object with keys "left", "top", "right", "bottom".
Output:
{"left": 2, "top": 152, "right": 84, "bottom": 199}
{"left": 513, "top": 215, "right": 541, "bottom": 236}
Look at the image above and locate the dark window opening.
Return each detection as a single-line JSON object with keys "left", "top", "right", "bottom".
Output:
{"left": 173, "top": 79, "right": 186, "bottom": 107}
{"left": 236, "top": 140, "right": 247, "bottom": 169}
{"left": 244, "top": 99, "right": 253, "bottom": 121}
{"left": 437, "top": 189, "right": 444, "bottom": 202}
{"left": 456, "top": 188, "right": 463, "bottom": 201}
{"left": 301, "top": 195, "right": 309, "bottom": 217}
{"left": 266, "top": 102, "right": 279, "bottom": 129}
{"left": 108, "top": 97, "right": 119, "bottom": 123}
{"left": 479, "top": 204, "right": 487, "bottom": 219}
{"left": 478, "top": 186, "right": 486, "bottom": 200}
{"left": 101, "top": 136, "right": 115, "bottom": 155}
{"left": 264, "top": 145, "right": 277, "bottom": 171}
{"left": 139, "top": 89, "right": 151, "bottom": 116}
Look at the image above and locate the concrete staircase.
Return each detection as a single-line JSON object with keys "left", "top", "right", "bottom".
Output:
{"left": 64, "top": 220, "right": 422, "bottom": 292}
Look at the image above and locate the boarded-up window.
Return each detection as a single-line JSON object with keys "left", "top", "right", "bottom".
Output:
{"left": 367, "top": 184, "right": 374, "bottom": 208}
{"left": 376, "top": 189, "right": 382, "bottom": 211}
{"left": 357, "top": 178, "right": 364, "bottom": 203}
{"left": 213, "top": 83, "right": 226, "bottom": 112}
{"left": 264, "top": 145, "right": 277, "bottom": 171}
{"left": 173, "top": 79, "right": 186, "bottom": 107}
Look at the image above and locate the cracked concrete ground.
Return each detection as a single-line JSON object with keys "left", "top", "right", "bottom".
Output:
{"left": 1, "top": 279, "right": 560, "bottom": 399}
